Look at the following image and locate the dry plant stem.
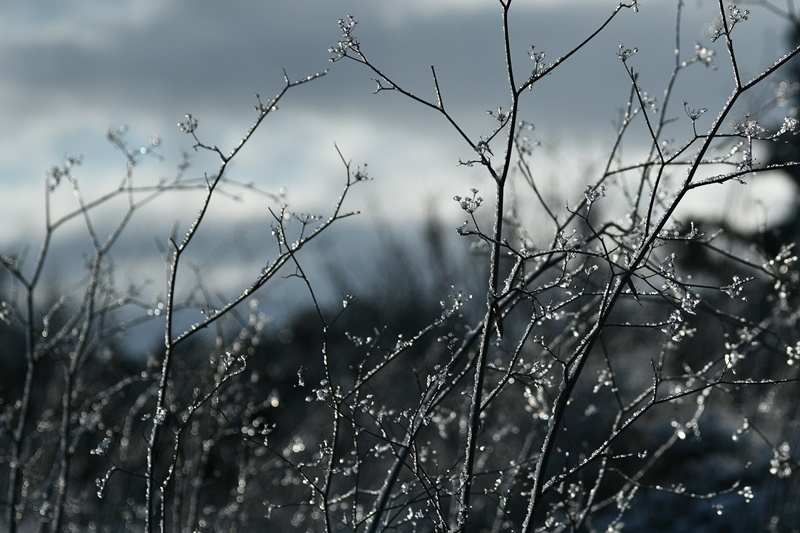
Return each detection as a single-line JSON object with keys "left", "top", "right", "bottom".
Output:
{"left": 51, "top": 169, "right": 139, "bottom": 532}
{"left": 5, "top": 156, "right": 134, "bottom": 531}
{"left": 280, "top": 239, "right": 339, "bottom": 532}
{"left": 455, "top": 181, "right": 506, "bottom": 529}
{"left": 5, "top": 280, "right": 39, "bottom": 533}
{"left": 3, "top": 182, "right": 61, "bottom": 532}
{"left": 2, "top": 130, "right": 177, "bottom": 531}
{"left": 516, "top": 1, "right": 632, "bottom": 93}
{"left": 339, "top": 3, "right": 639, "bottom": 529}
{"left": 456, "top": 2, "right": 644, "bottom": 528}
{"left": 456, "top": 2, "right": 523, "bottom": 527}
{"left": 144, "top": 72, "right": 324, "bottom": 533}
{"left": 50, "top": 264, "right": 98, "bottom": 533}
{"left": 5, "top": 288, "right": 36, "bottom": 532}
{"left": 520, "top": 8, "right": 800, "bottom": 532}
{"left": 363, "top": 319, "right": 482, "bottom": 532}
{"left": 639, "top": 1, "right": 684, "bottom": 230}
{"left": 521, "top": 278, "right": 618, "bottom": 532}
{"left": 341, "top": 24, "right": 506, "bottom": 531}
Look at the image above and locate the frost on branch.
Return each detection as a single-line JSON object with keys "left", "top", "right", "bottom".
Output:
{"left": 329, "top": 15, "right": 360, "bottom": 61}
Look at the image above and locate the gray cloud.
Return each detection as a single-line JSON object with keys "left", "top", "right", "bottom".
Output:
{"left": 2, "top": 1, "right": 797, "bottom": 272}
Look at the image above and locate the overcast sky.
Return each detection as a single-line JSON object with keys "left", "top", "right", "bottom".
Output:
{"left": 2, "top": 1, "right": 799, "bottom": 315}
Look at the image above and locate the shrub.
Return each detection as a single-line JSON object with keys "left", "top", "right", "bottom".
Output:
{"left": 3, "top": 2, "right": 800, "bottom": 531}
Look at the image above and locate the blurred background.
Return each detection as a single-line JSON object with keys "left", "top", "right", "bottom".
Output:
{"left": 2, "top": 1, "right": 797, "bottom": 313}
